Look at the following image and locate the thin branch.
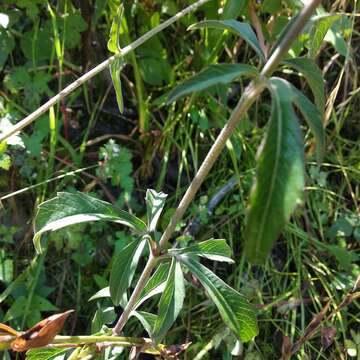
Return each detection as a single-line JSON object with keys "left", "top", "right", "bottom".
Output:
{"left": 0, "top": 0, "right": 212, "bottom": 144}
{"left": 113, "top": 0, "right": 323, "bottom": 334}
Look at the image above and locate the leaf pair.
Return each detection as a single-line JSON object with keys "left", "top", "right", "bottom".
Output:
{"left": 132, "top": 239, "right": 258, "bottom": 343}
{"left": 0, "top": 310, "right": 73, "bottom": 352}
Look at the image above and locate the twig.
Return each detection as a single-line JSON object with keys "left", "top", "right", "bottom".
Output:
{"left": 112, "top": 0, "right": 323, "bottom": 335}
{"left": 0, "top": 0, "right": 212, "bottom": 144}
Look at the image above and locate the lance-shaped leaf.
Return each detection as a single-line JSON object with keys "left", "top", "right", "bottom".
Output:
{"left": 134, "top": 262, "right": 170, "bottom": 310}
{"left": 110, "top": 238, "right": 147, "bottom": 306}
{"left": 110, "top": 57, "right": 124, "bottom": 114}
{"left": 146, "top": 189, "right": 168, "bottom": 233}
{"left": 283, "top": 57, "right": 325, "bottom": 111}
{"left": 169, "top": 239, "right": 234, "bottom": 263}
{"left": 107, "top": 4, "right": 123, "bottom": 53}
{"left": 179, "top": 256, "right": 258, "bottom": 342}
{"left": 131, "top": 311, "right": 157, "bottom": 338}
{"left": 153, "top": 259, "right": 185, "bottom": 341}
{"left": 189, "top": 20, "right": 265, "bottom": 60}
{"left": 168, "top": 64, "right": 258, "bottom": 103}
{"left": 290, "top": 84, "right": 325, "bottom": 164}
{"left": 34, "top": 192, "right": 147, "bottom": 253}
{"left": 244, "top": 77, "right": 305, "bottom": 264}
{"left": 308, "top": 14, "right": 340, "bottom": 58}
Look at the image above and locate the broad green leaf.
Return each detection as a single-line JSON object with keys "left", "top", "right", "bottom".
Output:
{"left": 110, "top": 238, "right": 147, "bottom": 306}
{"left": 88, "top": 286, "right": 110, "bottom": 301}
{"left": 110, "top": 57, "right": 124, "bottom": 114}
{"left": 283, "top": 57, "right": 325, "bottom": 111}
{"left": 107, "top": 4, "right": 123, "bottom": 53}
{"left": 180, "top": 256, "right": 258, "bottom": 342}
{"left": 134, "top": 262, "right": 170, "bottom": 309}
{"left": 189, "top": 20, "right": 265, "bottom": 60}
{"left": 308, "top": 14, "right": 340, "bottom": 58}
{"left": 34, "top": 192, "right": 147, "bottom": 253}
{"left": 146, "top": 189, "right": 168, "bottom": 233}
{"left": 131, "top": 311, "right": 157, "bottom": 337}
{"left": 290, "top": 84, "right": 325, "bottom": 164}
{"left": 26, "top": 348, "right": 69, "bottom": 360}
{"left": 244, "top": 77, "right": 305, "bottom": 264}
{"left": 153, "top": 259, "right": 185, "bottom": 341}
{"left": 168, "top": 64, "right": 258, "bottom": 103}
{"left": 169, "top": 239, "right": 234, "bottom": 263}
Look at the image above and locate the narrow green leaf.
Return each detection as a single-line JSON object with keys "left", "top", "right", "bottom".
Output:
{"left": 283, "top": 57, "right": 325, "bottom": 111}
{"left": 308, "top": 14, "right": 340, "bottom": 58}
{"left": 146, "top": 189, "right": 168, "bottom": 233}
{"left": 34, "top": 192, "right": 147, "bottom": 253}
{"left": 26, "top": 348, "right": 69, "bottom": 360}
{"left": 110, "top": 57, "right": 124, "bottom": 114}
{"left": 168, "top": 64, "right": 258, "bottom": 103}
{"left": 189, "top": 20, "right": 265, "bottom": 60}
{"left": 244, "top": 77, "right": 305, "bottom": 264}
{"left": 131, "top": 311, "right": 157, "bottom": 337}
{"left": 290, "top": 84, "right": 325, "bottom": 164}
{"left": 153, "top": 259, "right": 185, "bottom": 341}
{"left": 134, "top": 262, "right": 170, "bottom": 309}
{"left": 110, "top": 238, "right": 147, "bottom": 306}
{"left": 180, "top": 256, "right": 258, "bottom": 342}
{"left": 169, "top": 239, "right": 234, "bottom": 263}
{"left": 107, "top": 4, "right": 123, "bottom": 53}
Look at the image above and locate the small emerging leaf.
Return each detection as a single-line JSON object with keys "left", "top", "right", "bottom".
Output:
{"left": 34, "top": 192, "right": 147, "bottom": 253}
{"left": 110, "top": 238, "right": 147, "bottom": 306}
{"left": 110, "top": 58, "right": 124, "bottom": 114}
{"left": 180, "top": 256, "right": 258, "bottom": 342}
{"left": 146, "top": 189, "right": 168, "bottom": 233}
{"left": 153, "top": 259, "right": 185, "bottom": 341}
{"left": 189, "top": 20, "right": 265, "bottom": 60}
{"left": 168, "top": 64, "right": 258, "bottom": 103}
{"left": 244, "top": 77, "right": 305, "bottom": 264}
{"left": 169, "top": 239, "right": 234, "bottom": 263}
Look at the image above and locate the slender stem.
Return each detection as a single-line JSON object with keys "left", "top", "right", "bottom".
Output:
{"left": 113, "top": 0, "right": 322, "bottom": 334}
{"left": 0, "top": 0, "right": 212, "bottom": 144}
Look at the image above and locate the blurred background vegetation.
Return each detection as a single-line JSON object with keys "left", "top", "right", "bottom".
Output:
{"left": 0, "top": 0, "right": 359, "bottom": 358}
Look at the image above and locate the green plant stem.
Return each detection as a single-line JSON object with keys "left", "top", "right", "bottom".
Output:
{"left": 112, "top": 0, "right": 323, "bottom": 335}
{"left": 0, "top": 0, "right": 212, "bottom": 144}
{"left": 0, "top": 335, "right": 156, "bottom": 350}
